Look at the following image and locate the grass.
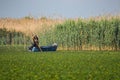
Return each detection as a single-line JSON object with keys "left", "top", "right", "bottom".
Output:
{"left": 0, "top": 46, "right": 120, "bottom": 80}
{"left": 0, "top": 18, "right": 63, "bottom": 36}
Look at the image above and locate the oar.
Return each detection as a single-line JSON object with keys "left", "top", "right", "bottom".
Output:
{"left": 39, "top": 46, "right": 42, "bottom": 52}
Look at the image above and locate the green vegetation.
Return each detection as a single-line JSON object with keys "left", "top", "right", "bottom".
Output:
{"left": 0, "top": 46, "right": 120, "bottom": 80}
{"left": 40, "top": 16, "right": 120, "bottom": 50}
{"left": 0, "top": 28, "right": 30, "bottom": 45}
{"left": 41, "top": 16, "right": 120, "bottom": 50}
{"left": 0, "top": 16, "right": 120, "bottom": 51}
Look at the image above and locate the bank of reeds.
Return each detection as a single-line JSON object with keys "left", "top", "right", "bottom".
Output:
{"left": 0, "top": 28, "right": 30, "bottom": 46}
{"left": 40, "top": 15, "right": 120, "bottom": 50}
{"left": 0, "top": 16, "right": 120, "bottom": 50}
{"left": 0, "top": 17, "right": 63, "bottom": 36}
{"left": 0, "top": 17, "right": 64, "bottom": 49}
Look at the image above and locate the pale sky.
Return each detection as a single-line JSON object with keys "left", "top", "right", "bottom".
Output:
{"left": 0, "top": 0, "right": 120, "bottom": 18}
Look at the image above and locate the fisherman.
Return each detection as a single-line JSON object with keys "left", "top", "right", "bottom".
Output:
{"left": 29, "top": 34, "right": 40, "bottom": 51}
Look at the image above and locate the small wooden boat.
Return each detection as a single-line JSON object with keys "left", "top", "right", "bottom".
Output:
{"left": 30, "top": 43, "right": 58, "bottom": 52}
{"left": 40, "top": 45, "right": 57, "bottom": 51}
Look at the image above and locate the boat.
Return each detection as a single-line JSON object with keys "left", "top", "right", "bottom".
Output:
{"left": 30, "top": 43, "right": 58, "bottom": 52}
{"left": 40, "top": 45, "right": 57, "bottom": 51}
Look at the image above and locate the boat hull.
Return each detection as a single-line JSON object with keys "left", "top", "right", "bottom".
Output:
{"left": 40, "top": 45, "right": 57, "bottom": 51}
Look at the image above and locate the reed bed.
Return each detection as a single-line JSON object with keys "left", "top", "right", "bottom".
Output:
{"left": 0, "top": 15, "right": 120, "bottom": 50}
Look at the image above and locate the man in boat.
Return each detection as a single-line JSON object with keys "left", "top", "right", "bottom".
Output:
{"left": 29, "top": 34, "right": 41, "bottom": 51}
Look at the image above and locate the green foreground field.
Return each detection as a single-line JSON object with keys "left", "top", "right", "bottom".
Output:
{"left": 0, "top": 46, "right": 120, "bottom": 80}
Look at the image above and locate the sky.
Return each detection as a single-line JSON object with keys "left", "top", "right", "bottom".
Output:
{"left": 0, "top": 0, "right": 120, "bottom": 18}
